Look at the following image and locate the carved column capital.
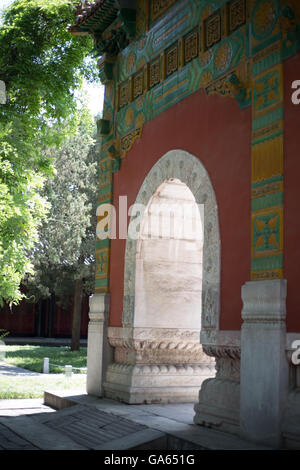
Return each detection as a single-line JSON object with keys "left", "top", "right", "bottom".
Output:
{"left": 241, "top": 279, "right": 287, "bottom": 324}
{"left": 89, "top": 293, "right": 110, "bottom": 323}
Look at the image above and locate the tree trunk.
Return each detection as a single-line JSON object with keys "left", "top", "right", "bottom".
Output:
{"left": 48, "top": 293, "right": 55, "bottom": 338}
{"left": 71, "top": 278, "right": 83, "bottom": 351}
{"left": 34, "top": 300, "right": 41, "bottom": 337}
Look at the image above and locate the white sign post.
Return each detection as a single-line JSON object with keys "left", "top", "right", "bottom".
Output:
{"left": 43, "top": 357, "right": 49, "bottom": 374}
{"left": 0, "top": 340, "right": 5, "bottom": 362}
{"left": 65, "top": 365, "right": 72, "bottom": 377}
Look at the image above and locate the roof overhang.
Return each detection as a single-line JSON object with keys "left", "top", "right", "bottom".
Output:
{"left": 69, "top": 0, "right": 136, "bottom": 55}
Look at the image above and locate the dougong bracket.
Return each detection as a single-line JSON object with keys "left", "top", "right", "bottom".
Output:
{"left": 226, "top": 72, "right": 251, "bottom": 109}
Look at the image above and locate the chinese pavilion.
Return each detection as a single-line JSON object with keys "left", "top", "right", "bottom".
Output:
{"left": 70, "top": 0, "right": 300, "bottom": 449}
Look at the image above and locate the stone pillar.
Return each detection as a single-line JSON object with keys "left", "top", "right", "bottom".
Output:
{"left": 194, "top": 343, "right": 241, "bottom": 435}
{"left": 86, "top": 294, "right": 112, "bottom": 397}
{"left": 240, "top": 279, "right": 288, "bottom": 448}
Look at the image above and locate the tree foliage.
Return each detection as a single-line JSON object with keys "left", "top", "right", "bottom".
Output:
{"left": 24, "top": 108, "right": 99, "bottom": 304}
{"left": 0, "top": 0, "right": 97, "bottom": 306}
{"left": 0, "top": 0, "right": 95, "bottom": 124}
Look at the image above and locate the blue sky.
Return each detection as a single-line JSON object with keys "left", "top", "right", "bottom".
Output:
{"left": 0, "top": 0, "right": 12, "bottom": 11}
{"left": 0, "top": 0, "right": 104, "bottom": 116}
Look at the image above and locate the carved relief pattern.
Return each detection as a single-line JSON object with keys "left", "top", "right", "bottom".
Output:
{"left": 108, "top": 327, "right": 216, "bottom": 366}
{"left": 136, "top": 0, "right": 149, "bottom": 37}
{"left": 133, "top": 70, "right": 144, "bottom": 99}
{"left": 126, "top": 51, "right": 136, "bottom": 75}
{"left": 213, "top": 41, "right": 232, "bottom": 74}
{"left": 112, "top": 340, "right": 214, "bottom": 366}
{"left": 205, "top": 13, "right": 221, "bottom": 49}
{"left": 107, "top": 362, "right": 213, "bottom": 376}
{"left": 120, "top": 128, "right": 142, "bottom": 156}
{"left": 166, "top": 44, "right": 178, "bottom": 76}
{"left": 151, "top": 0, "right": 177, "bottom": 22}
{"left": 119, "top": 80, "right": 131, "bottom": 109}
{"left": 116, "top": 0, "right": 251, "bottom": 148}
{"left": 229, "top": 0, "right": 246, "bottom": 33}
{"left": 215, "top": 357, "right": 240, "bottom": 381}
{"left": 202, "top": 287, "right": 218, "bottom": 329}
{"left": 206, "top": 73, "right": 233, "bottom": 97}
{"left": 149, "top": 57, "right": 161, "bottom": 88}
{"left": 184, "top": 31, "right": 199, "bottom": 64}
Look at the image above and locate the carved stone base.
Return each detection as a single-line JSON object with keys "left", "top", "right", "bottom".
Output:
{"left": 104, "top": 363, "right": 215, "bottom": 404}
{"left": 193, "top": 345, "right": 241, "bottom": 435}
{"left": 194, "top": 378, "right": 240, "bottom": 435}
{"left": 104, "top": 327, "right": 215, "bottom": 404}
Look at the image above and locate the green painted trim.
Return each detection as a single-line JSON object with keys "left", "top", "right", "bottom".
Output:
{"left": 96, "top": 239, "right": 111, "bottom": 250}
{"left": 251, "top": 32, "right": 281, "bottom": 56}
{"left": 252, "top": 48, "right": 281, "bottom": 77}
{"left": 95, "top": 278, "right": 109, "bottom": 288}
{"left": 99, "top": 184, "right": 113, "bottom": 196}
{"left": 251, "top": 175, "right": 283, "bottom": 188}
{"left": 252, "top": 129, "right": 283, "bottom": 146}
{"left": 251, "top": 191, "right": 283, "bottom": 211}
{"left": 252, "top": 107, "right": 283, "bottom": 131}
{"left": 251, "top": 254, "right": 283, "bottom": 271}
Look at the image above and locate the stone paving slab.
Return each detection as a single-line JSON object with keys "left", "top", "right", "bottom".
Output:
{"left": 40, "top": 404, "right": 161, "bottom": 450}
{"left": 0, "top": 402, "right": 166, "bottom": 450}
{"left": 95, "top": 429, "right": 166, "bottom": 450}
{"left": 0, "top": 414, "right": 87, "bottom": 450}
{"left": 51, "top": 394, "right": 271, "bottom": 450}
{"left": 0, "top": 393, "right": 272, "bottom": 450}
{"left": 0, "top": 422, "right": 38, "bottom": 450}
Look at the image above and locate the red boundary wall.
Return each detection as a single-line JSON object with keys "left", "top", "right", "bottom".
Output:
{"left": 0, "top": 296, "right": 89, "bottom": 338}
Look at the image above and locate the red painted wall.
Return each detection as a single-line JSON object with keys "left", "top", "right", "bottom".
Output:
{"left": 109, "top": 88, "right": 252, "bottom": 330}
{"left": 0, "top": 301, "right": 35, "bottom": 336}
{"left": 52, "top": 296, "right": 89, "bottom": 338}
{"left": 0, "top": 296, "right": 89, "bottom": 338}
{"left": 284, "top": 52, "right": 300, "bottom": 333}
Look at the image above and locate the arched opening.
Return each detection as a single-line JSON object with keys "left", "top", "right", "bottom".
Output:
{"left": 105, "top": 149, "right": 219, "bottom": 404}
{"left": 134, "top": 178, "right": 203, "bottom": 331}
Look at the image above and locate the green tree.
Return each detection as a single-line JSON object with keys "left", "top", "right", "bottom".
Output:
{"left": 24, "top": 109, "right": 99, "bottom": 350}
{"left": 0, "top": 0, "right": 96, "bottom": 306}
